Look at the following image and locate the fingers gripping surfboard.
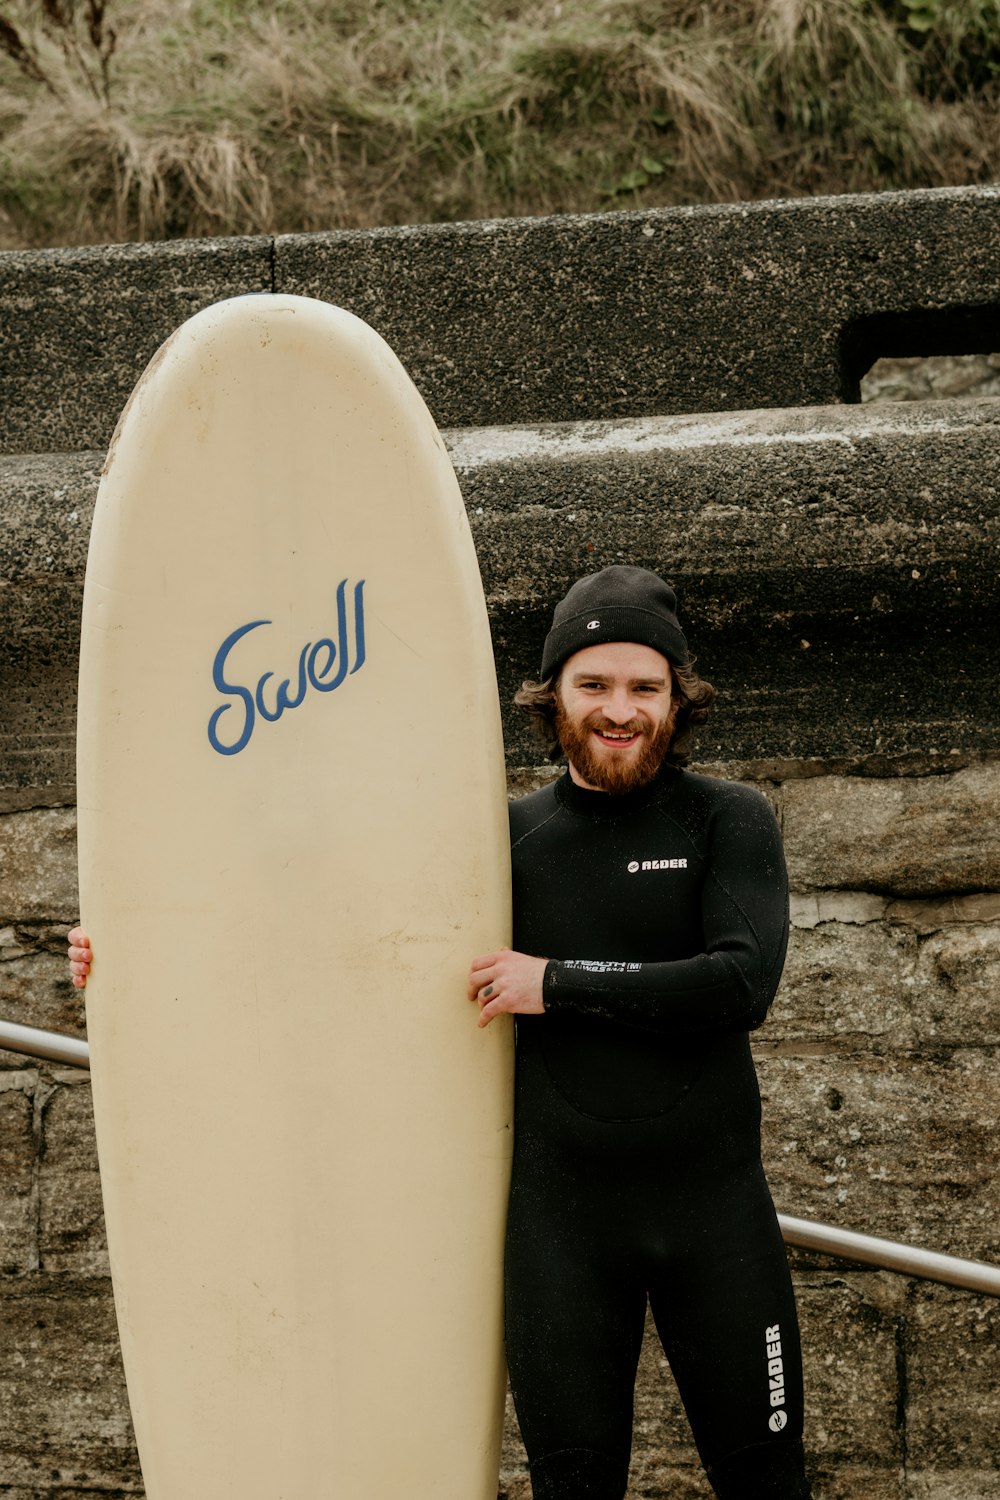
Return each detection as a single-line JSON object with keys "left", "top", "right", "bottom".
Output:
{"left": 77, "top": 296, "right": 513, "bottom": 1499}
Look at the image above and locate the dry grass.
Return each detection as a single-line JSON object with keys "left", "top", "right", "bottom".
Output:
{"left": 0, "top": 0, "right": 997, "bottom": 247}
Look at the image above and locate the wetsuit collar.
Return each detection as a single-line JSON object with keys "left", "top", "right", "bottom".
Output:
{"left": 555, "top": 764, "right": 680, "bottom": 819}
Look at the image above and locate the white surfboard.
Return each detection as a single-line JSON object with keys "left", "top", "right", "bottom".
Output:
{"left": 77, "top": 295, "right": 513, "bottom": 1499}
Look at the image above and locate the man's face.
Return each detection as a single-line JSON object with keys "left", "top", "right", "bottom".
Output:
{"left": 555, "top": 641, "right": 676, "bottom": 794}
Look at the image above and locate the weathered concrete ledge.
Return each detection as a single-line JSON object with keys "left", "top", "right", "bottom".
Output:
{"left": 4, "top": 397, "right": 997, "bottom": 804}
{"left": 452, "top": 399, "right": 1000, "bottom": 767}
{"left": 1, "top": 186, "right": 998, "bottom": 452}
{"left": 277, "top": 185, "right": 1000, "bottom": 427}
{"left": 0, "top": 454, "right": 103, "bottom": 808}
{"left": 0, "top": 237, "right": 272, "bottom": 455}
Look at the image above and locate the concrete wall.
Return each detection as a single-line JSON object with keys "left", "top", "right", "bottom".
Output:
{"left": 2, "top": 186, "right": 999, "bottom": 452}
{"left": 1, "top": 185, "right": 998, "bottom": 1498}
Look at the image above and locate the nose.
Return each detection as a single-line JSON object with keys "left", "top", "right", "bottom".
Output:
{"left": 605, "top": 686, "right": 633, "bottom": 723}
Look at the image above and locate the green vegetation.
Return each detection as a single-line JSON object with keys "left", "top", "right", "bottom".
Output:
{"left": 0, "top": 0, "right": 997, "bottom": 247}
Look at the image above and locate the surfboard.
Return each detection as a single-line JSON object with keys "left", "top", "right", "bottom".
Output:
{"left": 76, "top": 295, "right": 513, "bottom": 1499}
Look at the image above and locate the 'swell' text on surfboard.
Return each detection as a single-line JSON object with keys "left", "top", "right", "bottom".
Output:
{"left": 208, "top": 578, "right": 366, "bottom": 756}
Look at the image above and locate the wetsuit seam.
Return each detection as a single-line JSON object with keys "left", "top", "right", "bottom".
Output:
{"left": 706, "top": 1434, "right": 804, "bottom": 1473}
{"left": 531, "top": 1444, "right": 622, "bottom": 1460}
{"left": 510, "top": 805, "right": 563, "bottom": 852}
{"left": 649, "top": 801, "right": 704, "bottom": 858}
{"left": 705, "top": 866, "right": 768, "bottom": 990}
{"left": 536, "top": 1046, "right": 703, "bottom": 1122}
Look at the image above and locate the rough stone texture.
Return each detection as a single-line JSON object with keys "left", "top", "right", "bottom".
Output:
{"left": 0, "top": 454, "right": 100, "bottom": 808}
{"left": 0, "top": 1277, "right": 140, "bottom": 1492}
{"left": 0, "top": 809, "right": 79, "bottom": 921}
{"left": 0, "top": 239, "right": 272, "bottom": 455}
{"left": 780, "top": 766, "right": 1000, "bottom": 897}
{"left": 911, "top": 924, "right": 1000, "bottom": 1047}
{"left": 0, "top": 934, "right": 86, "bottom": 1040}
{"left": 906, "top": 1285, "right": 1000, "bottom": 1472}
{"left": 7, "top": 397, "right": 998, "bottom": 801}
{"left": 275, "top": 186, "right": 1000, "bottom": 429}
{"left": 757, "top": 1052, "right": 998, "bottom": 1263}
{"left": 498, "top": 1389, "right": 532, "bottom": 1500}
{"left": 863, "top": 353, "right": 1000, "bottom": 404}
{"left": 811, "top": 1469, "right": 905, "bottom": 1500}
{"left": 38, "top": 1077, "right": 106, "bottom": 1277}
{"left": 885, "top": 892, "right": 1000, "bottom": 934}
{"left": 796, "top": 1273, "right": 905, "bottom": 1473}
{"left": 774, "top": 914, "right": 1000, "bottom": 1051}
{"left": 907, "top": 1475, "right": 1000, "bottom": 1500}
{"left": 773, "top": 921, "right": 919, "bottom": 1047}
{"left": 0, "top": 1074, "right": 36, "bottom": 1276}
{"left": 0, "top": 1491, "right": 142, "bottom": 1499}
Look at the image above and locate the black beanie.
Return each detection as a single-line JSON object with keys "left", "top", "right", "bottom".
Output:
{"left": 540, "top": 565, "right": 689, "bottom": 680}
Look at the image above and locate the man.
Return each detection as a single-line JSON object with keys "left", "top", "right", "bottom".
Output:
{"left": 468, "top": 565, "right": 812, "bottom": 1500}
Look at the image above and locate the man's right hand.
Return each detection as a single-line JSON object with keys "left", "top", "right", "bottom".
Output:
{"left": 68, "top": 928, "right": 92, "bottom": 989}
{"left": 468, "top": 947, "right": 547, "bottom": 1028}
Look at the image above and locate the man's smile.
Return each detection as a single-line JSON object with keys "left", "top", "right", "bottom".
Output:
{"left": 593, "top": 728, "right": 642, "bottom": 747}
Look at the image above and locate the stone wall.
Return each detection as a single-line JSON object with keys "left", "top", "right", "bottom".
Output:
{"left": 1, "top": 185, "right": 998, "bottom": 1497}
{"left": 3, "top": 765, "right": 999, "bottom": 1500}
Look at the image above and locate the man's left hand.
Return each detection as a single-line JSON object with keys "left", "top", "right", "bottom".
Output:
{"left": 468, "top": 948, "right": 547, "bottom": 1028}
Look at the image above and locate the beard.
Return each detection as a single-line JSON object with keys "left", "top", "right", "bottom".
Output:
{"left": 554, "top": 704, "right": 676, "bottom": 794}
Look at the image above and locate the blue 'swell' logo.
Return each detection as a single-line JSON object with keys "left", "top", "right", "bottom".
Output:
{"left": 208, "top": 578, "right": 366, "bottom": 756}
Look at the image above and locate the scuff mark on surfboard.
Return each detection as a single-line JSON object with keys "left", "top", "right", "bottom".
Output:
{"left": 102, "top": 329, "right": 185, "bottom": 477}
{"left": 367, "top": 611, "right": 422, "bottom": 659}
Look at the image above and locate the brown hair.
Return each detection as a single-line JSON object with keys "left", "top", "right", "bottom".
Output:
{"left": 514, "top": 659, "right": 716, "bottom": 768}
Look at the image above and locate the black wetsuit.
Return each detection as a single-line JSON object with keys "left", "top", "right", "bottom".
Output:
{"left": 506, "top": 766, "right": 811, "bottom": 1500}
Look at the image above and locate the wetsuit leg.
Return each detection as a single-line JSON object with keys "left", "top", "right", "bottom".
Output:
{"left": 506, "top": 1041, "right": 812, "bottom": 1500}
{"left": 505, "top": 1205, "right": 645, "bottom": 1497}
{"left": 505, "top": 1052, "right": 646, "bottom": 1500}
{"left": 645, "top": 1165, "right": 811, "bottom": 1499}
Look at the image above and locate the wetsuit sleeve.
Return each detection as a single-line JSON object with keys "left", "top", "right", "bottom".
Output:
{"left": 541, "top": 788, "right": 788, "bottom": 1035}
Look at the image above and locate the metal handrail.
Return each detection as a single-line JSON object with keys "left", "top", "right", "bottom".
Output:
{"left": 777, "top": 1214, "right": 1000, "bottom": 1298}
{"left": 2, "top": 1019, "right": 998, "bottom": 1297}
{"left": 0, "top": 1018, "right": 90, "bottom": 1068}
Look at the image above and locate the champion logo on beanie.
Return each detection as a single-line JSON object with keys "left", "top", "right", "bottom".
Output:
{"left": 541, "top": 565, "right": 689, "bottom": 680}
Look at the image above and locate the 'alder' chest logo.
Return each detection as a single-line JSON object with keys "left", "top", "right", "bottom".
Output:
{"left": 627, "top": 857, "right": 688, "bottom": 873}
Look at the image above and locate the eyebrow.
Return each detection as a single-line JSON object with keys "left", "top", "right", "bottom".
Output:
{"left": 569, "top": 672, "right": 669, "bottom": 688}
